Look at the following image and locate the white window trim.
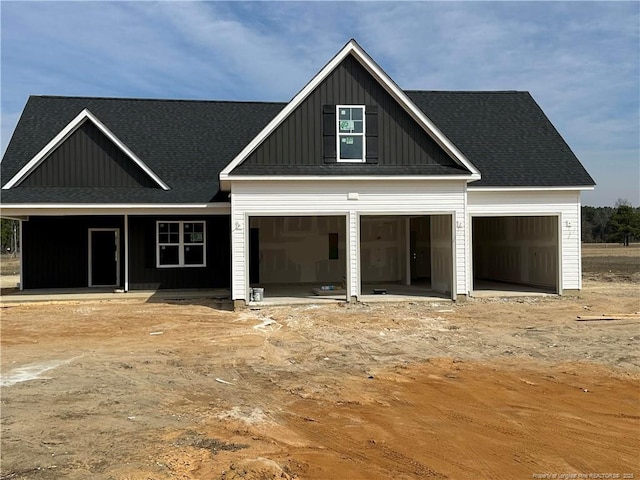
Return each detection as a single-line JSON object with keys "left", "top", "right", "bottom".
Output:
{"left": 156, "top": 220, "right": 206, "bottom": 268}
{"left": 336, "top": 105, "right": 366, "bottom": 163}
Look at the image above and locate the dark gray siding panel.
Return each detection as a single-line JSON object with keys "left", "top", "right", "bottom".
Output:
{"left": 21, "top": 121, "right": 158, "bottom": 187}
{"left": 128, "top": 215, "right": 231, "bottom": 289}
{"left": 22, "top": 216, "right": 124, "bottom": 289}
{"left": 22, "top": 215, "right": 230, "bottom": 290}
{"left": 235, "top": 55, "right": 459, "bottom": 172}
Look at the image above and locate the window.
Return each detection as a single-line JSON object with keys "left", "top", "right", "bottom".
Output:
{"left": 157, "top": 221, "right": 206, "bottom": 267}
{"left": 337, "top": 105, "right": 365, "bottom": 162}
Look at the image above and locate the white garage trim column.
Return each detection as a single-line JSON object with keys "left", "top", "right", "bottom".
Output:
{"left": 347, "top": 210, "right": 359, "bottom": 301}
{"left": 18, "top": 219, "right": 24, "bottom": 291}
{"left": 230, "top": 193, "right": 248, "bottom": 306}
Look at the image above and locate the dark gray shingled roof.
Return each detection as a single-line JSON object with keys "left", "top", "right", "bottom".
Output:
{"left": 406, "top": 90, "right": 595, "bottom": 188}
{"left": 0, "top": 96, "right": 285, "bottom": 204}
{"left": 0, "top": 92, "right": 594, "bottom": 204}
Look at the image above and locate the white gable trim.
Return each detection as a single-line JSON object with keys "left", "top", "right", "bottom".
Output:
{"left": 2, "top": 109, "right": 170, "bottom": 190}
{"left": 219, "top": 39, "right": 481, "bottom": 180}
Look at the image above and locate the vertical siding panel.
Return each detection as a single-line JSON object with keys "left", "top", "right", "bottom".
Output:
{"left": 20, "top": 122, "right": 157, "bottom": 187}
{"left": 237, "top": 54, "right": 459, "bottom": 171}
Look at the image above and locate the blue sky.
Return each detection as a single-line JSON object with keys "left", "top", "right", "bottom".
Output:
{"left": 1, "top": 1, "right": 638, "bottom": 206}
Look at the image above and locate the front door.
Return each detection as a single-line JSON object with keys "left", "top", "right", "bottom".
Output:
{"left": 89, "top": 229, "right": 119, "bottom": 287}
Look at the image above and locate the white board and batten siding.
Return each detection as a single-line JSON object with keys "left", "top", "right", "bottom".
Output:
{"left": 467, "top": 190, "right": 582, "bottom": 291}
{"left": 231, "top": 180, "right": 467, "bottom": 300}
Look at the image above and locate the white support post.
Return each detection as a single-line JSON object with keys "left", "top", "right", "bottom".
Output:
{"left": 18, "top": 220, "right": 23, "bottom": 291}
{"left": 405, "top": 218, "right": 411, "bottom": 285}
{"left": 124, "top": 214, "right": 129, "bottom": 292}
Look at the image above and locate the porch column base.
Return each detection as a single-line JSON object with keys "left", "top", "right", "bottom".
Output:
{"left": 233, "top": 299, "right": 247, "bottom": 310}
{"left": 455, "top": 294, "right": 468, "bottom": 303}
{"left": 349, "top": 296, "right": 358, "bottom": 303}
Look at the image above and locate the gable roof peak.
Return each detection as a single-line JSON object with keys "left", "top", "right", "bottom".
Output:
{"left": 2, "top": 108, "right": 170, "bottom": 190}
{"left": 220, "top": 39, "right": 481, "bottom": 181}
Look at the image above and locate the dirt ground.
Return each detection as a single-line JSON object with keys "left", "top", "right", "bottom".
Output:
{"left": 1, "top": 246, "right": 639, "bottom": 480}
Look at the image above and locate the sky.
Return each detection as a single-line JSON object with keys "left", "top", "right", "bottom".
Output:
{"left": 1, "top": 1, "right": 638, "bottom": 207}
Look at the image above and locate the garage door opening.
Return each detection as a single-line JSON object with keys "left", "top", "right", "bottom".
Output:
{"left": 248, "top": 215, "right": 348, "bottom": 303}
{"left": 359, "top": 215, "right": 453, "bottom": 300}
{"left": 472, "top": 216, "right": 559, "bottom": 295}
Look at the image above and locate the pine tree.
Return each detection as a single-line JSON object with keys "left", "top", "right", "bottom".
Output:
{"left": 608, "top": 200, "right": 640, "bottom": 246}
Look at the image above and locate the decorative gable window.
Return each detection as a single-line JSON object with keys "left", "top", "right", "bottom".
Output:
{"left": 337, "top": 105, "right": 365, "bottom": 162}
{"left": 157, "top": 221, "right": 206, "bottom": 267}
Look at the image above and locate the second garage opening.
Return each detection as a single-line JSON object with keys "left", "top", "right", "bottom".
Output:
{"left": 360, "top": 214, "right": 454, "bottom": 299}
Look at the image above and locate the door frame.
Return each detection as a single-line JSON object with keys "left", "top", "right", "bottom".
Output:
{"left": 88, "top": 228, "right": 120, "bottom": 287}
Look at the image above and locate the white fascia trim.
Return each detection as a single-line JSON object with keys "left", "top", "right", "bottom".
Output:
{"left": 219, "top": 39, "right": 480, "bottom": 179}
{"left": 350, "top": 43, "right": 480, "bottom": 177}
{"left": 468, "top": 186, "right": 595, "bottom": 192}
{"left": 223, "top": 174, "right": 478, "bottom": 182}
{"left": 2, "top": 109, "right": 171, "bottom": 191}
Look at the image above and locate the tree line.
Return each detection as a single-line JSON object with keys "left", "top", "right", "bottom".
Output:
{"left": 1, "top": 201, "right": 639, "bottom": 252}
{"left": 582, "top": 200, "right": 640, "bottom": 245}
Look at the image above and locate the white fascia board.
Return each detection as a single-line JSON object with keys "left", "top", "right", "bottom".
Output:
{"left": 468, "top": 186, "right": 595, "bottom": 192}
{"left": 348, "top": 42, "right": 481, "bottom": 177}
{"left": 2, "top": 109, "right": 170, "bottom": 191}
{"left": 0, "top": 203, "right": 231, "bottom": 217}
{"left": 219, "top": 39, "right": 480, "bottom": 179}
{"left": 223, "top": 174, "right": 478, "bottom": 182}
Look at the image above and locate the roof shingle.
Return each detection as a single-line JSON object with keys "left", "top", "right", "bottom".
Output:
{"left": 0, "top": 91, "right": 594, "bottom": 205}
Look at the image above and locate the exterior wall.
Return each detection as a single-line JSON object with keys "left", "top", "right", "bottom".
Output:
{"left": 235, "top": 55, "right": 458, "bottom": 170}
{"left": 128, "top": 215, "right": 230, "bottom": 289}
{"left": 21, "top": 214, "right": 230, "bottom": 290}
{"left": 231, "top": 180, "right": 466, "bottom": 301}
{"left": 467, "top": 190, "right": 582, "bottom": 291}
{"left": 21, "top": 121, "right": 158, "bottom": 187}
{"left": 22, "top": 216, "right": 124, "bottom": 289}
{"left": 360, "top": 216, "right": 406, "bottom": 283}
{"left": 248, "top": 216, "right": 346, "bottom": 284}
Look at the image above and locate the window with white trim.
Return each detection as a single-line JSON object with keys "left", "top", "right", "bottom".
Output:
{"left": 156, "top": 221, "right": 206, "bottom": 267}
{"left": 337, "top": 105, "right": 365, "bottom": 162}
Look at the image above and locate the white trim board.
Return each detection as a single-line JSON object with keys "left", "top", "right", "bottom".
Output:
{"left": 219, "top": 39, "right": 481, "bottom": 180}
{"left": 1, "top": 204, "right": 231, "bottom": 217}
{"left": 2, "top": 109, "right": 170, "bottom": 190}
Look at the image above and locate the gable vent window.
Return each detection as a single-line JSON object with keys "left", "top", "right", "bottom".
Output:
{"left": 337, "top": 105, "right": 365, "bottom": 162}
{"left": 157, "top": 221, "right": 206, "bottom": 268}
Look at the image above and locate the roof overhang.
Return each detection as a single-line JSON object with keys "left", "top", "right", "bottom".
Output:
{"left": 219, "top": 39, "right": 481, "bottom": 181}
{"left": 0, "top": 203, "right": 231, "bottom": 217}
{"left": 2, "top": 109, "right": 171, "bottom": 190}
{"left": 220, "top": 174, "right": 478, "bottom": 191}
